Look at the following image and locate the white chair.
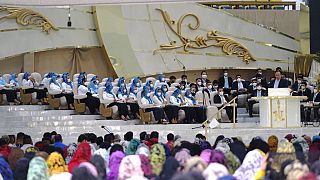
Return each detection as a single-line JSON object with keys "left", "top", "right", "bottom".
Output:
{"left": 237, "top": 94, "right": 248, "bottom": 108}
{"left": 18, "top": 73, "right": 34, "bottom": 105}
{"left": 98, "top": 87, "right": 114, "bottom": 118}
{"left": 73, "top": 83, "right": 87, "bottom": 114}
{"left": 86, "top": 74, "right": 96, "bottom": 82}
{"left": 170, "top": 83, "right": 180, "bottom": 87}
{"left": 2, "top": 74, "right": 10, "bottom": 83}
{"left": 73, "top": 74, "right": 79, "bottom": 82}
{"left": 112, "top": 87, "right": 119, "bottom": 94}
{"left": 137, "top": 91, "right": 153, "bottom": 124}
{"left": 31, "top": 72, "right": 42, "bottom": 85}
{"left": 46, "top": 78, "right": 63, "bottom": 109}
{"left": 146, "top": 77, "right": 156, "bottom": 84}
{"left": 195, "top": 91, "right": 218, "bottom": 119}
{"left": 17, "top": 73, "right": 24, "bottom": 86}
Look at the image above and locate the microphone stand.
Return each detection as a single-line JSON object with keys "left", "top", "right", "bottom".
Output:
{"left": 101, "top": 126, "right": 112, "bottom": 134}
{"left": 174, "top": 58, "right": 186, "bottom": 75}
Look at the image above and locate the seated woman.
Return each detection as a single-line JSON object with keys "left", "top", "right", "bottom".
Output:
{"left": 78, "top": 77, "right": 100, "bottom": 114}
{"left": 145, "top": 80, "right": 155, "bottom": 92}
{"left": 131, "top": 77, "right": 142, "bottom": 89}
{"left": 49, "top": 76, "right": 71, "bottom": 109}
{"left": 102, "top": 83, "right": 130, "bottom": 120}
{"left": 21, "top": 72, "right": 47, "bottom": 104}
{"left": 88, "top": 76, "right": 99, "bottom": 97}
{"left": 154, "top": 74, "right": 168, "bottom": 88}
{"left": 125, "top": 83, "right": 140, "bottom": 119}
{"left": 61, "top": 73, "right": 75, "bottom": 109}
{"left": 117, "top": 77, "right": 126, "bottom": 87}
{"left": 0, "top": 74, "right": 21, "bottom": 104}
{"left": 184, "top": 89, "right": 207, "bottom": 123}
{"left": 153, "top": 87, "right": 179, "bottom": 124}
{"left": 140, "top": 86, "right": 167, "bottom": 124}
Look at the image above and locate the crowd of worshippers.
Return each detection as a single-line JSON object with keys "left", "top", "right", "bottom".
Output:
{"left": 0, "top": 67, "right": 319, "bottom": 122}
{"left": 0, "top": 131, "right": 320, "bottom": 180}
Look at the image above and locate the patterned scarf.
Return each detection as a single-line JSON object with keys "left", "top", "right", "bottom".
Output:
{"left": 27, "top": 157, "right": 49, "bottom": 180}
{"left": 149, "top": 144, "right": 166, "bottom": 176}
{"left": 0, "top": 156, "right": 13, "bottom": 180}
{"left": 68, "top": 142, "right": 91, "bottom": 173}
{"left": 118, "top": 155, "right": 145, "bottom": 180}
{"left": 125, "top": 138, "right": 140, "bottom": 155}
{"left": 47, "top": 152, "right": 68, "bottom": 176}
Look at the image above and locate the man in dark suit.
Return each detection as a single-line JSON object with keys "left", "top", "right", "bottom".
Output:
{"left": 297, "top": 82, "right": 312, "bottom": 102}
{"left": 231, "top": 74, "right": 249, "bottom": 95}
{"left": 219, "top": 70, "right": 233, "bottom": 94}
{"left": 213, "top": 87, "right": 236, "bottom": 122}
{"left": 268, "top": 71, "right": 289, "bottom": 88}
{"left": 303, "top": 86, "right": 320, "bottom": 122}
{"left": 248, "top": 84, "right": 267, "bottom": 117}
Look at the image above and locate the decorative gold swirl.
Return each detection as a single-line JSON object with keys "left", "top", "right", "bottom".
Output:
{"left": 0, "top": 6, "right": 59, "bottom": 33}
{"left": 154, "top": 8, "right": 255, "bottom": 64}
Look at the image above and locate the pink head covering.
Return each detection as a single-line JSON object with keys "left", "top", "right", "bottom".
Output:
{"left": 118, "top": 155, "right": 145, "bottom": 180}
{"left": 200, "top": 149, "right": 212, "bottom": 165}
{"left": 79, "top": 162, "right": 98, "bottom": 177}
{"left": 203, "top": 163, "right": 229, "bottom": 180}
{"left": 174, "top": 148, "right": 191, "bottom": 167}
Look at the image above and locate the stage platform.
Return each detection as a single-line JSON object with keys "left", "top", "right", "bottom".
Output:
{"left": 0, "top": 105, "right": 319, "bottom": 145}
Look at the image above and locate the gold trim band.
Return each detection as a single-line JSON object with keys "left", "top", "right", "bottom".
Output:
{"left": 0, "top": 27, "right": 96, "bottom": 32}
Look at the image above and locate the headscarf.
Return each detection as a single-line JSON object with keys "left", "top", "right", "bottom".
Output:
{"left": 110, "top": 144, "right": 124, "bottom": 156}
{"left": 14, "top": 157, "right": 30, "bottom": 180}
{"left": 229, "top": 141, "right": 247, "bottom": 163}
{"left": 185, "top": 89, "right": 197, "bottom": 105}
{"left": 283, "top": 160, "right": 309, "bottom": 180}
{"left": 138, "top": 154, "right": 153, "bottom": 178}
{"left": 0, "top": 143, "right": 12, "bottom": 159}
{"left": 161, "top": 84, "right": 168, "bottom": 97}
{"left": 23, "top": 72, "right": 29, "bottom": 80}
{"left": 160, "top": 156, "right": 180, "bottom": 180}
{"left": 293, "top": 137, "right": 309, "bottom": 153}
{"left": 277, "top": 139, "right": 296, "bottom": 153}
{"left": 0, "top": 156, "right": 13, "bottom": 180}
{"left": 105, "top": 83, "right": 115, "bottom": 98}
{"left": 88, "top": 76, "right": 98, "bottom": 94}
{"left": 65, "top": 143, "right": 77, "bottom": 165}
{"left": 224, "top": 151, "right": 241, "bottom": 174}
{"left": 145, "top": 81, "right": 154, "bottom": 92}
{"left": 68, "top": 142, "right": 91, "bottom": 173}
{"left": 46, "top": 152, "right": 68, "bottom": 176}
{"left": 79, "top": 162, "right": 98, "bottom": 177}
{"left": 172, "top": 89, "right": 183, "bottom": 103}
{"left": 149, "top": 144, "right": 166, "bottom": 176}
{"left": 202, "top": 163, "right": 229, "bottom": 180}
{"left": 118, "top": 155, "right": 145, "bottom": 180}
{"left": 8, "top": 148, "right": 24, "bottom": 171}
{"left": 215, "top": 141, "right": 230, "bottom": 154}
{"left": 142, "top": 86, "right": 153, "bottom": 104}
{"left": 27, "top": 157, "right": 49, "bottom": 180}
{"left": 248, "top": 139, "right": 270, "bottom": 154}
{"left": 50, "top": 76, "right": 60, "bottom": 86}
{"left": 62, "top": 72, "right": 72, "bottom": 88}
{"left": 108, "top": 151, "right": 125, "bottom": 180}
{"left": 209, "top": 150, "right": 226, "bottom": 166}
{"left": 117, "top": 85, "right": 128, "bottom": 98}
{"left": 233, "top": 149, "right": 264, "bottom": 180}
{"left": 184, "top": 157, "right": 207, "bottom": 172}
{"left": 9, "top": 74, "right": 18, "bottom": 84}
{"left": 154, "top": 87, "right": 164, "bottom": 102}
{"left": 77, "top": 72, "right": 86, "bottom": 86}
{"left": 158, "top": 74, "right": 165, "bottom": 83}
{"left": 268, "top": 135, "right": 279, "bottom": 152}
{"left": 200, "top": 149, "right": 212, "bottom": 165}
{"left": 125, "top": 138, "right": 140, "bottom": 155}
{"left": 136, "top": 144, "right": 150, "bottom": 157}
{"left": 174, "top": 148, "right": 191, "bottom": 167}
{"left": 117, "top": 77, "right": 125, "bottom": 87}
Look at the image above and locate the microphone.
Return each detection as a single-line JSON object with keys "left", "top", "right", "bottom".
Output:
{"left": 101, "top": 126, "right": 111, "bottom": 133}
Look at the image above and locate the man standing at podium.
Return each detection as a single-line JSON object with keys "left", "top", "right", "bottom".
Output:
{"left": 268, "top": 71, "right": 289, "bottom": 88}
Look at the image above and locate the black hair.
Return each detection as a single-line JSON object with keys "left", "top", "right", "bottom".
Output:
{"left": 109, "top": 144, "right": 124, "bottom": 155}
{"left": 51, "top": 131, "right": 57, "bottom": 136}
{"left": 88, "top": 133, "right": 97, "bottom": 143}
{"left": 17, "top": 132, "right": 25, "bottom": 140}
{"left": 124, "top": 132, "right": 133, "bottom": 141}
{"left": 96, "top": 136, "right": 103, "bottom": 146}
{"left": 167, "top": 133, "right": 174, "bottom": 141}
{"left": 54, "top": 134, "right": 63, "bottom": 142}
{"left": 71, "top": 166, "right": 98, "bottom": 180}
{"left": 77, "top": 134, "right": 88, "bottom": 143}
{"left": 99, "top": 142, "right": 111, "bottom": 149}
{"left": 169, "top": 76, "right": 176, "bottom": 80}
{"left": 150, "top": 131, "right": 159, "bottom": 139}
{"left": 43, "top": 132, "right": 51, "bottom": 139}
{"left": 23, "top": 135, "right": 32, "bottom": 145}
{"left": 181, "top": 75, "right": 187, "bottom": 79}
{"left": 104, "top": 133, "right": 115, "bottom": 144}
{"left": 90, "top": 155, "right": 106, "bottom": 179}
{"left": 140, "top": 131, "right": 147, "bottom": 141}
{"left": 201, "top": 71, "right": 207, "bottom": 75}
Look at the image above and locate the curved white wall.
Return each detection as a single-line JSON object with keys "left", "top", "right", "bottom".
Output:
{"left": 0, "top": 6, "right": 99, "bottom": 59}
{"left": 96, "top": 3, "right": 300, "bottom": 78}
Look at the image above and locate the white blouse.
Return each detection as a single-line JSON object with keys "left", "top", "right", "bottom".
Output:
{"left": 102, "top": 91, "right": 118, "bottom": 101}
{"left": 22, "top": 79, "right": 34, "bottom": 87}
{"left": 128, "top": 92, "right": 137, "bottom": 101}
{"left": 61, "top": 82, "right": 73, "bottom": 93}
{"left": 50, "top": 83, "right": 61, "bottom": 92}
{"left": 117, "top": 93, "right": 128, "bottom": 101}
{"left": 153, "top": 95, "right": 166, "bottom": 105}
{"left": 78, "top": 85, "right": 88, "bottom": 95}
{"left": 170, "top": 96, "right": 182, "bottom": 106}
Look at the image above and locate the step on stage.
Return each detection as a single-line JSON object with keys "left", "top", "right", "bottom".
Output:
{"left": 0, "top": 105, "right": 319, "bottom": 144}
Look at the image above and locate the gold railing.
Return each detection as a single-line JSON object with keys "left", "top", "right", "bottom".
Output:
{"left": 202, "top": 96, "right": 237, "bottom": 140}
{"left": 201, "top": 1, "right": 296, "bottom": 10}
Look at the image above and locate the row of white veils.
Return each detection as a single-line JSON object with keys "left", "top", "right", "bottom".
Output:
{"left": 0, "top": 0, "right": 209, "bottom": 6}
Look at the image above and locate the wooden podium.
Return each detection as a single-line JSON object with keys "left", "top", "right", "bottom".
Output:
{"left": 252, "top": 88, "right": 307, "bottom": 128}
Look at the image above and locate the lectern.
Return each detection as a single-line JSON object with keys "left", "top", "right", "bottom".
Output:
{"left": 252, "top": 88, "right": 307, "bottom": 128}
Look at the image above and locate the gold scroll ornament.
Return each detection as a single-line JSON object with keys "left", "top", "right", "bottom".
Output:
{"left": 154, "top": 9, "right": 255, "bottom": 64}
{"left": 0, "top": 6, "right": 58, "bottom": 33}
{"left": 273, "top": 99, "right": 285, "bottom": 121}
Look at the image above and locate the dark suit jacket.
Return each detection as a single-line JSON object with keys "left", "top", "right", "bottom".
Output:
{"left": 268, "top": 79, "right": 289, "bottom": 88}
{"left": 231, "top": 81, "right": 249, "bottom": 90}
{"left": 219, "top": 76, "right": 232, "bottom": 89}
{"left": 312, "top": 93, "right": 320, "bottom": 102}
{"left": 292, "top": 81, "right": 301, "bottom": 91}
{"left": 298, "top": 88, "right": 312, "bottom": 101}
{"left": 251, "top": 89, "right": 268, "bottom": 97}
{"left": 213, "top": 94, "right": 229, "bottom": 104}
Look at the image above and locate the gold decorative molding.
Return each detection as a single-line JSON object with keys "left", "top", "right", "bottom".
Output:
{"left": 154, "top": 8, "right": 256, "bottom": 64}
{"left": 0, "top": 6, "right": 59, "bottom": 34}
